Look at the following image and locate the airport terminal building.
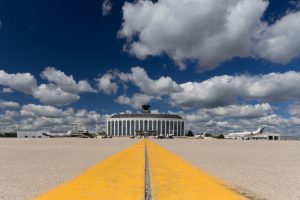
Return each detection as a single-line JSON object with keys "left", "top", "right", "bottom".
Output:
{"left": 106, "top": 105, "right": 184, "bottom": 137}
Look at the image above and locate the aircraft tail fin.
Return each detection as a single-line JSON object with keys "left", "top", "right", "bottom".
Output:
{"left": 253, "top": 126, "right": 264, "bottom": 134}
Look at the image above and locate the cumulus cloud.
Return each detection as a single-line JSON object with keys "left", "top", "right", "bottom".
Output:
{"left": 99, "top": 68, "right": 300, "bottom": 110}
{"left": 182, "top": 108, "right": 286, "bottom": 135}
{"left": 257, "top": 114, "right": 288, "bottom": 126}
{"left": 96, "top": 73, "right": 119, "bottom": 95}
{"left": 181, "top": 103, "right": 273, "bottom": 132}
{"left": 99, "top": 66, "right": 182, "bottom": 97}
{"left": 20, "top": 104, "right": 72, "bottom": 118}
{"left": 171, "top": 71, "right": 300, "bottom": 108}
{"left": 41, "top": 67, "right": 96, "bottom": 93}
{"left": 102, "top": 0, "right": 113, "bottom": 16}
{"left": 0, "top": 70, "right": 37, "bottom": 93}
{"left": 120, "top": 67, "right": 182, "bottom": 96}
{"left": 32, "top": 84, "right": 80, "bottom": 106}
{"left": 119, "top": 0, "right": 300, "bottom": 70}
{"left": 203, "top": 103, "right": 273, "bottom": 118}
{"left": 2, "top": 88, "right": 14, "bottom": 93}
{"left": 0, "top": 100, "right": 20, "bottom": 109}
{"left": 256, "top": 12, "right": 300, "bottom": 63}
{"left": 15, "top": 104, "right": 103, "bottom": 131}
{"left": 116, "top": 93, "right": 157, "bottom": 109}
{"left": 0, "top": 68, "right": 96, "bottom": 106}
{"left": 288, "top": 102, "right": 300, "bottom": 116}
{"left": 0, "top": 110, "right": 20, "bottom": 132}
{"left": 289, "top": 0, "right": 300, "bottom": 9}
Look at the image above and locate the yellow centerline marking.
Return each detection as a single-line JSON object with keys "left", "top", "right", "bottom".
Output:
{"left": 34, "top": 141, "right": 145, "bottom": 200}
{"left": 147, "top": 140, "right": 248, "bottom": 200}
{"left": 34, "top": 139, "right": 250, "bottom": 200}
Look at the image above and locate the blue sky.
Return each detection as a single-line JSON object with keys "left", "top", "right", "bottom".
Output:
{"left": 1, "top": 0, "right": 300, "bottom": 134}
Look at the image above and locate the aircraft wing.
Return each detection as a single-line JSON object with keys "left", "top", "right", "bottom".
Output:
{"left": 42, "top": 132, "right": 56, "bottom": 138}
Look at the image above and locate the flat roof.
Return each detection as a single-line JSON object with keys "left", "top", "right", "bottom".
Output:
{"left": 110, "top": 113, "right": 182, "bottom": 119}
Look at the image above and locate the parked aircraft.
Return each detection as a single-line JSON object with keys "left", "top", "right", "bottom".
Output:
{"left": 194, "top": 134, "right": 204, "bottom": 139}
{"left": 225, "top": 126, "right": 265, "bottom": 139}
{"left": 153, "top": 133, "right": 174, "bottom": 139}
{"left": 153, "top": 133, "right": 165, "bottom": 139}
{"left": 42, "top": 130, "right": 72, "bottom": 138}
{"left": 42, "top": 130, "right": 99, "bottom": 138}
{"left": 102, "top": 135, "right": 112, "bottom": 139}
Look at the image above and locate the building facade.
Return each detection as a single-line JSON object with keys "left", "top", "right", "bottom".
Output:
{"left": 17, "top": 130, "right": 49, "bottom": 138}
{"left": 106, "top": 105, "right": 184, "bottom": 137}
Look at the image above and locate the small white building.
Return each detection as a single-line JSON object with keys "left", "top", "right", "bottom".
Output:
{"left": 250, "top": 132, "right": 281, "bottom": 140}
{"left": 17, "top": 131, "right": 49, "bottom": 138}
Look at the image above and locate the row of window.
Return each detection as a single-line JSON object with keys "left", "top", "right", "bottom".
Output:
{"left": 107, "top": 120, "right": 184, "bottom": 136}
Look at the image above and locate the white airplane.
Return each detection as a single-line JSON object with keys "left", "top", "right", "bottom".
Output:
{"left": 225, "top": 126, "right": 265, "bottom": 139}
{"left": 153, "top": 133, "right": 165, "bottom": 139}
{"left": 42, "top": 130, "right": 72, "bottom": 138}
{"left": 42, "top": 130, "right": 98, "bottom": 138}
{"left": 194, "top": 134, "right": 204, "bottom": 139}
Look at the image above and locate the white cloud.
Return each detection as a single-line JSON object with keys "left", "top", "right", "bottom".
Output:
{"left": 203, "top": 103, "right": 273, "bottom": 118}
{"left": 181, "top": 108, "right": 287, "bottom": 135}
{"left": 102, "top": 0, "right": 113, "bottom": 16}
{"left": 96, "top": 73, "right": 119, "bottom": 95}
{"left": 74, "top": 109, "right": 101, "bottom": 125}
{"left": 181, "top": 103, "right": 273, "bottom": 133}
{"left": 99, "top": 68, "right": 300, "bottom": 110}
{"left": 289, "top": 0, "right": 300, "bottom": 9}
{"left": 116, "top": 93, "right": 157, "bottom": 109}
{"left": 16, "top": 104, "right": 103, "bottom": 131}
{"left": 0, "top": 100, "right": 20, "bottom": 109}
{"left": 0, "top": 70, "right": 37, "bottom": 94}
{"left": 41, "top": 67, "right": 96, "bottom": 93}
{"left": 290, "top": 117, "right": 300, "bottom": 125}
{"left": 257, "top": 114, "right": 288, "bottom": 126}
{"left": 171, "top": 71, "right": 300, "bottom": 108}
{"left": 184, "top": 112, "right": 211, "bottom": 123}
{"left": 288, "top": 102, "right": 300, "bottom": 116}
{"left": 99, "top": 66, "right": 182, "bottom": 96}
{"left": 2, "top": 88, "right": 14, "bottom": 93}
{"left": 0, "top": 68, "right": 96, "bottom": 106}
{"left": 20, "top": 104, "right": 72, "bottom": 118}
{"left": 256, "top": 12, "right": 300, "bottom": 63}
{"left": 0, "top": 110, "right": 20, "bottom": 132}
{"left": 121, "top": 67, "right": 182, "bottom": 96}
{"left": 32, "top": 84, "right": 80, "bottom": 106}
{"left": 119, "top": 0, "right": 300, "bottom": 70}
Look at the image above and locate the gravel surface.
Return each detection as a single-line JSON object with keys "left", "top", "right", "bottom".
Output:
{"left": 0, "top": 138, "right": 136, "bottom": 200}
{"left": 154, "top": 139, "right": 300, "bottom": 200}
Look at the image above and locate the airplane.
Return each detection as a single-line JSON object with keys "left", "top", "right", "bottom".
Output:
{"left": 78, "top": 130, "right": 99, "bottom": 138}
{"left": 194, "top": 134, "right": 204, "bottom": 139}
{"left": 225, "top": 126, "right": 265, "bottom": 140}
{"left": 42, "top": 130, "right": 72, "bottom": 138}
{"left": 43, "top": 130, "right": 99, "bottom": 138}
{"left": 166, "top": 133, "right": 174, "bottom": 139}
{"left": 102, "top": 135, "right": 113, "bottom": 139}
{"left": 153, "top": 133, "right": 166, "bottom": 139}
{"left": 42, "top": 132, "right": 57, "bottom": 138}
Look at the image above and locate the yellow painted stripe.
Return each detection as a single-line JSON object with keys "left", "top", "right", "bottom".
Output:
{"left": 34, "top": 141, "right": 145, "bottom": 200}
{"left": 147, "top": 140, "right": 248, "bottom": 200}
